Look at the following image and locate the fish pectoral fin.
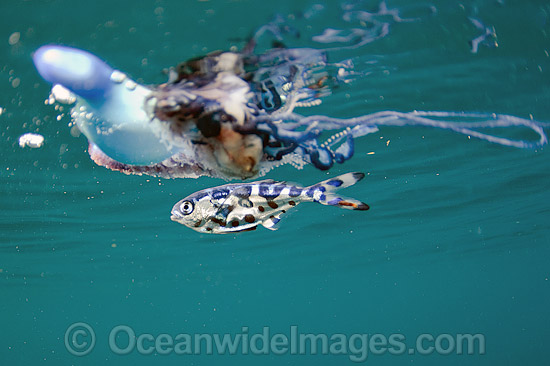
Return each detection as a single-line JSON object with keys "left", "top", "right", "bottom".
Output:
{"left": 261, "top": 213, "right": 283, "bottom": 231}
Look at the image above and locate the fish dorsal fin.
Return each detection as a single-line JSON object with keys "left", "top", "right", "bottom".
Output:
{"left": 261, "top": 213, "right": 283, "bottom": 231}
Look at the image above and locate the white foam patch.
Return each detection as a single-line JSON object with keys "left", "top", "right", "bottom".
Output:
{"left": 19, "top": 133, "right": 44, "bottom": 148}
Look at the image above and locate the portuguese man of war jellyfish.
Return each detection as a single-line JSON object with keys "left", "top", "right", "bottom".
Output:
{"left": 32, "top": 2, "right": 548, "bottom": 181}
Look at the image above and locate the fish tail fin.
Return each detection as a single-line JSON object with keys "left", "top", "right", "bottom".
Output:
{"left": 306, "top": 172, "right": 369, "bottom": 211}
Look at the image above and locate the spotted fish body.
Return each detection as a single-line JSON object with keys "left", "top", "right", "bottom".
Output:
{"left": 171, "top": 172, "right": 369, "bottom": 234}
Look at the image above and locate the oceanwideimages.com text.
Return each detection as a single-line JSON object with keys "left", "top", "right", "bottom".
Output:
{"left": 65, "top": 323, "right": 485, "bottom": 361}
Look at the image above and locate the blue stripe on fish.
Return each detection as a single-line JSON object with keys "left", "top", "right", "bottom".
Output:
{"left": 305, "top": 184, "right": 326, "bottom": 198}
{"left": 327, "top": 197, "right": 341, "bottom": 205}
{"left": 289, "top": 186, "right": 302, "bottom": 197}
{"left": 233, "top": 185, "right": 252, "bottom": 198}
{"left": 259, "top": 183, "right": 285, "bottom": 200}
{"left": 212, "top": 189, "right": 230, "bottom": 200}
{"left": 326, "top": 179, "right": 343, "bottom": 187}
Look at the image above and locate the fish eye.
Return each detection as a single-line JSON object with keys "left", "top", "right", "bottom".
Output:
{"left": 180, "top": 201, "right": 194, "bottom": 215}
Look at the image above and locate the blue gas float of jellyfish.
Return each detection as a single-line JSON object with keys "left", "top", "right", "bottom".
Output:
{"left": 33, "top": 1, "right": 547, "bottom": 180}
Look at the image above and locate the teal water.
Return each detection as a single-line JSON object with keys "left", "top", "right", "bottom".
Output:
{"left": 1, "top": 0, "right": 550, "bottom": 365}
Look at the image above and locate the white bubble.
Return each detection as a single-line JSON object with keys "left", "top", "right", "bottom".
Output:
{"left": 51, "top": 84, "right": 76, "bottom": 104}
{"left": 110, "top": 70, "right": 127, "bottom": 83}
{"left": 125, "top": 80, "right": 137, "bottom": 91}
{"left": 18, "top": 133, "right": 44, "bottom": 148}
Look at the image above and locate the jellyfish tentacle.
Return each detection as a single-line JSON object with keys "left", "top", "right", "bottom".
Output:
{"left": 249, "top": 110, "right": 547, "bottom": 171}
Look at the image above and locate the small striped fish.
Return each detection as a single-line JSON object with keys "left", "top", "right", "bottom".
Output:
{"left": 171, "top": 172, "right": 369, "bottom": 234}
